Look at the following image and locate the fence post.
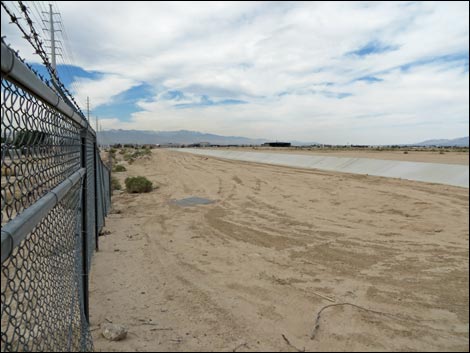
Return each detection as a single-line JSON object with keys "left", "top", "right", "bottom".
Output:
{"left": 102, "top": 161, "right": 107, "bottom": 227}
{"left": 98, "top": 157, "right": 106, "bottom": 228}
{"left": 80, "top": 130, "right": 90, "bottom": 323}
{"left": 94, "top": 143, "right": 99, "bottom": 251}
{"left": 108, "top": 149, "right": 113, "bottom": 197}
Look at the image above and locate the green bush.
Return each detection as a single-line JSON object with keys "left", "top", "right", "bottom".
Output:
{"left": 125, "top": 176, "right": 153, "bottom": 193}
{"left": 123, "top": 154, "right": 135, "bottom": 164}
{"left": 111, "top": 176, "right": 121, "bottom": 190}
{"left": 113, "top": 164, "right": 127, "bottom": 172}
{"left": 122, "top": 149, "right": 150, "bottom": 163}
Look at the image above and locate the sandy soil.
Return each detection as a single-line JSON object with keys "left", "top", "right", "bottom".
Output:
{"left": 90, "top": 149, "right": 469, "bottom": 352}
{"left": 206, "top": 147, "right": 469, "bottom": 165}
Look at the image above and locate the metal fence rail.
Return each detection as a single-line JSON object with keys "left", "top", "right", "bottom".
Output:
{"left": 1, "top": 41, "right": 111, "bottom": 351}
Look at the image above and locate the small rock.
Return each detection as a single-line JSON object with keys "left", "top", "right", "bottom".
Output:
{"left": 114, "top": 249, "right": 120, "bottom": 252}
{"left": 101, "top": 323, "right": 127, "bottom": 341}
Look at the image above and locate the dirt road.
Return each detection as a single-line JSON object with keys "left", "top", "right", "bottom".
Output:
{"left": 90, "top": 149, "right": 469, "bottom": 351}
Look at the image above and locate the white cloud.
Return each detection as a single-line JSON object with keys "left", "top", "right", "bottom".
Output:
{"left": 71, "top": 74, "right": 139, "bottom": 107}
{"left": 1, "top": 1, "right": 468, "bottom": 144}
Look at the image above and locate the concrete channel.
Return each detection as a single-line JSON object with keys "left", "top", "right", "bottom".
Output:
{"left": 175, "top": 148, "right": 469, "bottom": 188}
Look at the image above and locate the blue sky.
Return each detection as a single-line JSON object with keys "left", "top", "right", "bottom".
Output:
{"left": 346, "top": 40, "right": 400, "bottom": 57}
{"left": 1, "top": 1, "right": 468, "bottom": 144}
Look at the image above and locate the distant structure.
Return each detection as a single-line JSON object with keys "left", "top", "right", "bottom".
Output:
{"left": 262, "top": 142, "right": 291, "bottom": 147}
{"left": 186, "top": 142, "right": 211, "bottom": 147}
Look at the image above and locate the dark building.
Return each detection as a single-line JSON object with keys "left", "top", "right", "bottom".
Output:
{"left": 262, "top": 142, "right": 291, "bottom": 147}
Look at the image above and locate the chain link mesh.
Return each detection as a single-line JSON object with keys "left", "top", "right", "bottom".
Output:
{"left": 1, "top": 42, "right": 111, "bottom": 352}
{"left": 1, "top": 182, "right": 92, "bottom": 352}
{"left": 85, "top": 140, "right": 96, "bottom": 268}
{"left": 1, "top": 78, "right": 81, "bottom": 226}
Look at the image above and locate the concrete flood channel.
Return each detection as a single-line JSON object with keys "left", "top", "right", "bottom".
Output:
{"left": 174, "top": 148, "right": 469, "bottom": 188}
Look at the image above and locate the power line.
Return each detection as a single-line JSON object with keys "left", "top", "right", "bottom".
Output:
{"left": 1, "top": 0, "right": 85, "bottom": 116}
{"left": 29, "top": 2, "right": 47, "bottom": 37}
{"left": 51, "top": 1, "right": 86, "bottom": 108}
{"left": 25, "top": 1, "right": 83, "bottom": 109}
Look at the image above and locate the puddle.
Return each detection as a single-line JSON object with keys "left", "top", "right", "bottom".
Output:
{"left": 172, "top": 196, "right": 215, "bottom": 207}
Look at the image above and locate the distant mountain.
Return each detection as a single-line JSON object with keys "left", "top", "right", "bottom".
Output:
{"left": 97, "top": 129, "right": 269, "bottom": 145}
{"left": 412, "top": 136, "right": 469, "bottom": 147}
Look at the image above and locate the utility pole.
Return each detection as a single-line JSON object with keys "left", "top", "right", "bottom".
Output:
{"left": 87, "top": 96, "right": 90, "bottom": 121}
{"left": 49, "top": 4, "right": 56, "bottom": 72}
{"left": 43, "top": 4, "right": 81, "bottom": 116}
{"left": 96, "top": 116, "right": 99, "bottom": 146}
{"left": 43, "top": 4, "right": 61, "bottom": 81}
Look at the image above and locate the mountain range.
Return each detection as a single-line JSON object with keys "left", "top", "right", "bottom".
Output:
{"left": 97, "top": 129, "right": 469, "bottom": 147}
{"left": 411, "top": 136, "right": 469, "bottom": 147}
{"left": 97, "top": 129, "right": 269, "bottom": 145}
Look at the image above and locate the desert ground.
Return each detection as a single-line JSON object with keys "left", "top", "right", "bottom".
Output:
{"left": 90, "top": 149, "right": 469, "bottom": 352}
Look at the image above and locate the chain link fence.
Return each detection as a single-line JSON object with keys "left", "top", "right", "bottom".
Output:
{"left": 1, "top": 40, "right": 111, "bottom": 351}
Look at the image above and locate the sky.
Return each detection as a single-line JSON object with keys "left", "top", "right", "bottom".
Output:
{"left": 1, "top": 1, "right": 469, "bottom": 144}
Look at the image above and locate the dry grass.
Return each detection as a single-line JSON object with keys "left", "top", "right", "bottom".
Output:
{"left": 1, "top": 165, "right": 16, "bottom": 177}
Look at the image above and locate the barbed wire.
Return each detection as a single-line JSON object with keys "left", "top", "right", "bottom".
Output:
{"left": 17, "top": 0, "right": 86, "bottom": 117}
{"left": 1, "top": 36, "right": 51, "bottom": 88}
{"left": 1, "top": 0, "right": 86, "bottom": 118}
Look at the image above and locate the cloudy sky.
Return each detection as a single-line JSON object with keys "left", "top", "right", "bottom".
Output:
{"left": 1, "top": 1, "right": 469, "bottom": 144}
